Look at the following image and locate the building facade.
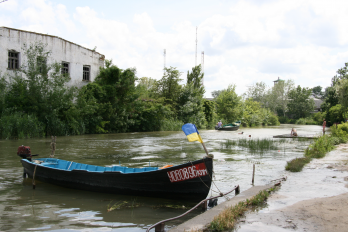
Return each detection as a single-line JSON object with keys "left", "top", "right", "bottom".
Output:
{"left": 0, "top": 27, "right": 104, "bottom": 87}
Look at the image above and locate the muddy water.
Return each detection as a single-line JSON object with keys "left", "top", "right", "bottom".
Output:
{"left": 0, "top": 125, "right": 322, "bottom": 231}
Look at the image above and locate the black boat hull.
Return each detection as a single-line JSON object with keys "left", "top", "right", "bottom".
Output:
{"left": 21, "top": 157, "right": 213, "bottom": 200}
{"left": 215, "top": 125, "right": 240, "bottom": 131}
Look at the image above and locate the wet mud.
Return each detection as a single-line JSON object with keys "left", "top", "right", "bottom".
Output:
{"left": 237, "top": 143, "right": 348, "bottom": 232}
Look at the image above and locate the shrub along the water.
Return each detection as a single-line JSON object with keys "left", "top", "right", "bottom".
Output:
{"left": 286, "top": 122, "right": 348, "bottom": 172}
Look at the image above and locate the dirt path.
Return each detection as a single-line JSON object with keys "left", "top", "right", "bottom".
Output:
{"left": 237, "top": 143, "right": 348, "bottom": 232}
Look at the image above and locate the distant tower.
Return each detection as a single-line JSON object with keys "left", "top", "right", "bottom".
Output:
{"left": 164, "top": 49, "right": 166, "bottom": 73}
{"left": 195, "top": 26, "right": 198, "bottom": 67}
{"left": 201, "top": 51, "right": 204, "bottom": 72}
{"left": 201, "top": 51, "right": 204, "bottom": 85}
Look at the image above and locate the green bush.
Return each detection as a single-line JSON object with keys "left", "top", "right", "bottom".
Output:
{"left": 295, "top": 117, "right": 317, "bottom": 125}
{"left": 285, "top": 157, "right": 311, "bottom": 172}
{"left": 0, "top": 112, "right": 45, "bottom": 139}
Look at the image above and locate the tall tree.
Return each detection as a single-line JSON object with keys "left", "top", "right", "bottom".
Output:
{"left": 153, "top": 67, "right": 182, "bottom": 105}
{"left": 287, "top": 86, "right": 315, "bottom": 119}
{"left": 215, "top": 84, "right": 241, "bottom": 123}
{"left": 246, "top": 82, "right": 268, "bottom": 107}
{"left": 267, "top": 79, "right": 294, "bottom": 116}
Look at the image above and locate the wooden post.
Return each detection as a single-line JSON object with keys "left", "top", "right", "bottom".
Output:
{"left": 235, "top": 185, "right": 240, "bottom": 195}
{"left": 201, "top": 200, "right": 207, "bottom": 210}
{"left": 155, "top": 222, "right": 165, "bottom": 232}
{"left": 50, "top": 136, "right": 56, "bottom": 158}
{"left": 252, "top": 164, "right": 255, "bottom": 185}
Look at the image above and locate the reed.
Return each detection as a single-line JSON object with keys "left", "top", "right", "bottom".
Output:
{"left": 208, "top": 189, "right": 272, "bottom": 231}
{"left": 159, "top": 118, "right": 183, "bottom": 131}
{"left": 285, "top": 157, "right": 311, "bottom": 172}
{"left": 286, "top": 133, "right": 342, "bottom": 172}
{"left": 0, "top": 112, "right": 45, "bottom": 139}
{"left": 221, "top": 138, "right": 287, "bottom": 154}
{"left": 107, "top": 201, "right": 127, "bottom": 212}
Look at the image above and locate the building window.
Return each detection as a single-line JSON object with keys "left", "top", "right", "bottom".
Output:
{"left": 61, "top": 62, "right": 69, "bottom": 75}
{"left": 37, "top": 56, "right": 47, "bottom": 74}
{"left": 83, "top": 65, "right": 90, "bottom": 81}
{"left": 8, "top": 51, "right": 19, "bottom": 70}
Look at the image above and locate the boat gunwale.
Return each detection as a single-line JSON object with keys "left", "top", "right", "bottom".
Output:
{"left": 21, "top": 157, "right": 212, "bottom": 175}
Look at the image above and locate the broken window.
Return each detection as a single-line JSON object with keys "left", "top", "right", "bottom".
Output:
{"left": 8, "top": 51, "right": 19, "bottom": 70}
{"left": 83, "top": 65, "right": 90, "bottom": 81}
{"left": 37, "top": 56, "right": 47, "bottom": 74}
{"left": 61, "top": 62, "right": 69, "bottom": 75}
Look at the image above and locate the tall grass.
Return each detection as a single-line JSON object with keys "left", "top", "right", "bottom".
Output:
{"left": 286, "top": 123, "right": 348, "bottom": 172}
{"left": 159, "top": 118, "right": 183, "bottom": 131}
{"left": 221, "top": 138, "right": 287, "bottom": 154}
{"left": 0, "top": 112, "right": 45, "bottom": 139}
{"left": 208, "top": 189, "right": 272, "bottom": 231}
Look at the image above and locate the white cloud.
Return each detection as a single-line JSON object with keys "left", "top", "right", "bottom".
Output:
{"left": 4, "top": 0, "right": 348, "bottom": 97}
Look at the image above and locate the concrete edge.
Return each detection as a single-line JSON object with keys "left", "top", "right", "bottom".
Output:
{"left": 168, "top": 184, "right": 276, "bottom": 232}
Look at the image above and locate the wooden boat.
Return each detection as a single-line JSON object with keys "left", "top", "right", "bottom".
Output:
{"left": 18, "top": 147, "right": 213, "bottom": 200}
{"left": 215, "top": 121, "right": 241, "bottom": 131}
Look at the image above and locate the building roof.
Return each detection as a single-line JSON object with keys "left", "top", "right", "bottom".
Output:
{"left": 1, "top": 26, "right": 104, "bottom": 57}
{"left": 309, "top": 95, "right": 323, "bottom": 109}
{"left": 273, "top": 77, "right": 284, "bottom": 82}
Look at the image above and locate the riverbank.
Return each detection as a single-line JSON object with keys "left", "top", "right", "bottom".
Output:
{"left": 237, "top": 142, "right": 348, "bottom": 232}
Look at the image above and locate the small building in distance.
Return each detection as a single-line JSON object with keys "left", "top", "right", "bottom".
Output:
{"left": 0, "top": 26, "right": 105, "bottom": 87}
{"left": 309, "top": 95, "right": 323, "bottom": 113}
{"left": 273, "top": 77, "right": 284, "bottom": 86}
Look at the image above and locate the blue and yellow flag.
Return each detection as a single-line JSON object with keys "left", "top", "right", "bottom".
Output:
{"left": 182, "top": 123, "right": 203, "bottom": 143}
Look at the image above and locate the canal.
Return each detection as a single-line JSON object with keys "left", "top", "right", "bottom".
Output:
{"left": 0, "top": 125, "right": 322, "bottom": 231}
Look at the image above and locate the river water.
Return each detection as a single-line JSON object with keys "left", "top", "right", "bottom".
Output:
{"left": 0, "top": 125, "right": 322, "bottom": 231}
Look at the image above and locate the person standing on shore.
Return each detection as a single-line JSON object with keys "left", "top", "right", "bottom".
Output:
{"left": 323, "top": 119, "right": 326, "bottom": 135}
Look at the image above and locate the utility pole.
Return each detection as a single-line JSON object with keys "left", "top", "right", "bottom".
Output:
{"left": 201, "top": 51, "right": 204, "bottom": 85}
{"left": 195, "top": 26, "right": 198, "bottom": 67}
{"left": 164, "top": 49, "right": 166, "bottom": 74}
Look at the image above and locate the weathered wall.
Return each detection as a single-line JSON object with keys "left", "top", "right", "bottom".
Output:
{"left": 0, "top": 27, "right": 104, "bottom": 87}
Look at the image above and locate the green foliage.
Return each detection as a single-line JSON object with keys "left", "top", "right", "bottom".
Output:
{"left": 330, "top": 122, "right": 348, "bottom": 143}
{"left": 221, "top": 138, "right": 285, "bottom": 154}
{"left": 0, "top": 112, "right": 44, "bottom": 139}
{"left": 208, "top": 190, "right": 270, "bottom": 231}
{"left": 285, "top": 157, "right": 311, "bottom": 172}
{"left": 135, "top": 77, "right": 156, "bottom": 100}
{"left": 159, "top": 118, "right": 183, "bottom": 131}
{"left": 295, "top": 117, "right": 317, "bottom": 125}
{"left": 304, "top": 135, "right": 335, "bottom": 159}
{"left": 321, "top": 86, "right": 339, "bottom": 113}
{"left": 246, "top": 81, "right": 268, "bottom": 107}
{"left": 152, "top": 66, "right": 182, "bottom": 106}
{"left": 326, "top": 104, "right": 345, "bottom": 126}
{"left": 203, "top": 99, "right": 216, "bottom": 128}
{"left": 177, "top": 83, "right": 206, "bottom": 128}
{"left": 336, "top": 78, "right": 348, "bottom": 111}
{"left": 287, "top": 85, "right": 315, "bottom": 119}
{"left": 312, "top": 86, "right": 324, "bottom": 99}
{"left": 215, "top": 84, "right": 241, "bottom": 123}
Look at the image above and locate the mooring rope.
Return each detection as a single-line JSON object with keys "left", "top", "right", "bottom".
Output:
{"left": 32, "top": 165, "right": 37, "bottom": 189}
{"left": 189, "top": 159, "right": 229, "bottom": 200}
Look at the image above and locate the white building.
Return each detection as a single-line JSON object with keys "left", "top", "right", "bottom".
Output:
{"left": 0, "top": 27, "right": 105, "bottom": 87}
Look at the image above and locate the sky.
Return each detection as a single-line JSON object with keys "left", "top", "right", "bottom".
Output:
{"left": 1, "top": 0, "right": 348, "bottom": 97}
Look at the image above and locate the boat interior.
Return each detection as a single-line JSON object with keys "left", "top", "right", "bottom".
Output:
{"left": 26, "top": 158, "right": 160, "bottom": 173}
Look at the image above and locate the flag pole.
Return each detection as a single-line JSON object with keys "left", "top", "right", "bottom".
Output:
{"left": 201, "top": 142, "right": 209, "bottom": 156}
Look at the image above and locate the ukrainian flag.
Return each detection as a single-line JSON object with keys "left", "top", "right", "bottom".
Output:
{"left": 182, "top": 123, "right": 203, "bottom": 143}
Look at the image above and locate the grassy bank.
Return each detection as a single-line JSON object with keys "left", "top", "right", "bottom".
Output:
{"left": 206, "top": 188, "right": 275, "bottom": 231}
{"left": 285, "top": 122, "right": 348, "bottom": 172}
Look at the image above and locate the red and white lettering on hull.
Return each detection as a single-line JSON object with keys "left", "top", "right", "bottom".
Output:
{"left": 167, "top": 162, "right": 208, "bottom": 183}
